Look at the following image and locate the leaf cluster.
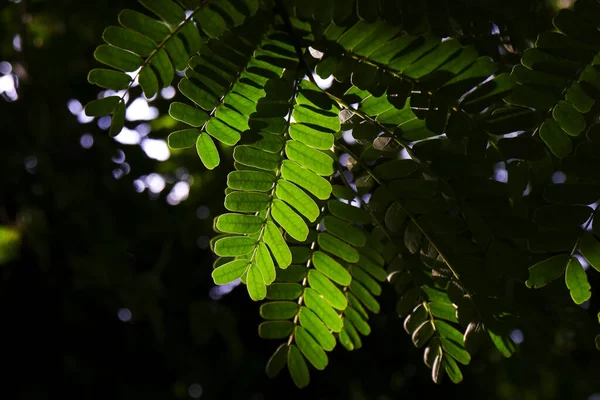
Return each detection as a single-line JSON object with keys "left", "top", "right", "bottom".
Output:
{"left": 85, "top": 0, "right": 600, "bottom": 388}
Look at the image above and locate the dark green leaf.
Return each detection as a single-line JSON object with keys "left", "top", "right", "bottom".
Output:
{"left": 109, "top": 100, "right": 126, "bottom": 137}
{"left": 84, "top": 96, "right": 120, "bottom": 117}
{"left": 259, "top": 321, "right": 294, "bottom": 339}
{"left": 267, "top": 283, "right": 303, "bottom": 300}
{"left": 299, "top": 307, "right": 336, "bottom": 351}
{"left": 287, "top": 345, "right": 309, "bottom": 388}
{"left": 540, "top": 119, "right": 573, "bottom": 158}
{"left": 295, "top": 326, "right": 328, "bottom": 370}
{"left": 88, "top": 69, "right": 132, "bottom": 90}
{"left": 553, "top": 100, "right": 585, "bottom": 136}
{"left": 565, "top": 256, "right": 591, "bottom": 304}
{"left": 260, "top": 301, "right": 299, "bottom": 320}
{"left": 308, "top": 270, "right": 348, "bottom": 310}
{"left": 213, "top": 236, "right": 256, "bottom": 257}
{"left": 266, "top": 344, "right": 288, "bottom": 379}
{"left": 579, "top": 234, "right": 600, "bottom": 273}
{"left": 168, "top": 129, "right": 198, "bottom": 149}
{"left": 94, "top": 45, "right": 142, "bottom": 71}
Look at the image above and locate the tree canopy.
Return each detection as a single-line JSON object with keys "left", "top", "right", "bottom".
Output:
{"left": 1, "top": 0, "right": 600, "bottom": 398}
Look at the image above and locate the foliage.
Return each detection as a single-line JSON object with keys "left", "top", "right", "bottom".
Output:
{"left": 81, "top": 0, "right": 600, "bottom": 387}
{"left": 80, "top": 0, "right": 600, "bottom": 388}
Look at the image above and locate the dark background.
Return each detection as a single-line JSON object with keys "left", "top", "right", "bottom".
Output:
{"left": 1, "top": 0, "right": 599, "bottom": 399}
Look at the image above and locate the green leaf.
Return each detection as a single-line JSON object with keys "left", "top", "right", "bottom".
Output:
{"left": 322, "top": 216, "right": 367, "bottom": 247}
{"left": 118, "top": 9, "right": 171, "bottom": 43}
{"left": 579, "top": 234, "right": 600, "bottom": 273}
{"left": 169, "top": 102, "right": 209, "bottom": 127}
{"left": 291, "top": 246, "right": 311, "bottom": 264}
{"left": 526, "top": 254, "right": 570, "bottom": 288}
{"left": 264, "top": 221, "right": 292, "bottom": 268}
{"left": 424, "top": 337, "right": 442, "bottom": 368}
{"left": 84, "top": 96, "right": 119, "bottom": 117}
{"left": 88, "top": 69, "right": 132, "bottom": 90}
{"left": 540, "top": 119, "right": 573, "bottom": 158}
{"left": 347, "top": 292, "right": 369, "bottom": 320}
{"left": 303, "top": 288, "right": 344, "bottom": 332}
{"left": 276, "top": 265, "right": 307, "bottom": 282}
{"left": 299, "top": 307, "right": 336, "bottom": 351}
{"left": 441, "top": 339, "right": 471, "bottom": 365}
{"left": 404, "top": 304, "right": 427, "bottom": 334}
{"left": 435, "top": 320, "right": 463, "bottom": 344}
{"left": 259, "top": 321, "right": 294, "bottom": 339}
{"left": 196, "top": 133, "right": 220, "bottom": 169}
{"left": 281, "top": 160, "right": 332, "bottom": 200}
{"left": 553, "top": 100, "right": 586, "bottom": 136}
{"left": 109, "top": 100, "right": 126, "bottom": 137}
{"left": 429, "top": 302, "right": 458, "bottom": 323}
{"left": 234, "top": 146, "right": 281, "bottom": 171}
{"left": 266, "top": 344, "right": 288, "bottom": 379}
{"left": 349, "top": 280, "right": 380, "bottom": 313}
{"left": 318, "top": 233, "right": 359, "bottom": 263}
{"left": 276, "top": 180, "right": 320, "bottom": 223}
{"left": 412, "top": 321, "right": 434, "bottom": 348}
{"left": 288, "top": 344, "right": 310, "bottom": 388}
{"left": 211, "top": 259, "right": 250, "bottom": 284}
{"left": 432, "top": 354, "right": 445, "bottom": 384}
{"left": 294, "top": 326, "right": 328, "bottom": 370}
{"left": 327, "top": 200, "right": 370, "bottom": 224}
{"left": 228, "top": 171, "right": 275, "bottom": 192}
{"left": 289, "top": 123, "right": 334, "bottom": 150}
{"left": 213, "top": 236, "right": 256, "bottom": 257}
{"left": 139, "top": 66, "right": 158, "bottom": 98}
{"left": 267, "top": 283, "right": 303, "bottom": 300}
{"left": 566, "top": 82, "right": 595, "bottom": 113}
{"left": 224, "top": 191, "right": 270, "bottom": 212}
{"left": 357, "top": 252, "right": 387, "bottom": 282}
{"left": 168, "top": 129, "right": 198, "bottom": 149}
{"left": 150, "top": 49, "right": 174, "bottom": 86}
{"left": 94, "top": 44, "right": 142, "bottom": 71}
{"left": 195, "top": 6, "right": 227, "bottom": 38}
{"left": 463, "top": 321, "right": 485, "bottom": 354}
{"left": 312, "top": 251, "right": 352, "bottom": 286}
{"left": 102, "top": 26, "right": 156, "bottom": 56}
{"left": 260, "top": 301, "right": 299, "bottom": 320}
{"left": 404, "top": 39, "right": 462, "bottom": 79}
{"left": 179, "top": 77, "right": 215, "bottom": 110}
{"left": 206, "top": 118, "right": 242, "bottom": 145}
{"left": 444, "top": 355, "right": 463, "bottom": 383}
{"left": 247, "top": 263, "right": 266, "bottom": 301}
{"left": 215, "top": 213, "right": 263, "bottom": 234}
{"left": 285, "top": 140, "right": 334, "bottom": 176}
{"left": 293, "top": 105, "right": 340, "bottom": 133}
{"left": 272, "top": 199, "right": 309, "bottom": 242}
{"left": 344, "top": 306, "right": 370, "bottom": 336}
{"left": 255, "top": 242, "right": 276, "bottom": 285}
{"left": 565, "top": 256, "right": 591, "bottom": 304}
{"left": 461, "top": 73, "right": 516, "bottom": 113}
{"left": 488, "top": 327, "right": 516, "bottom": 358}
{"left": 308, "top": 270, "right": 348, "bottom": 310}
{"left": 483, "top": 107, "right": 538, "bottom": 135}
{"left": 139, "top": 0, "right": 185, "bottom": 25}
{"left": 337, "top": 327, "right": 355, "bottom": 351}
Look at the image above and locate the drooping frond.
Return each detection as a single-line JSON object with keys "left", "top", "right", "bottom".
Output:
{"left": 84, "top": 0, "right": 261, "bottom": 135}
{"left": 84, "top": 0, "right": 600, "bottom": 389}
